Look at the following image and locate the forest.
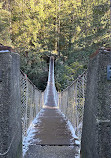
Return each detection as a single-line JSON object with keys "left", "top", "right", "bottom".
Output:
{"left": 0, "top": 0, "right": 110, "bottom": 91}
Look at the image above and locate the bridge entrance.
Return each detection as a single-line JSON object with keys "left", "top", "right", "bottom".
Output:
{"left": 2, "top": 49, "right": 110, "bottom": 158}
{"left": 23, "top": 57, "right": 80, "bottom": 158}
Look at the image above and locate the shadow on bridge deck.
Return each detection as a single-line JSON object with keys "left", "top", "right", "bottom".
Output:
{"left": 23, "top": 57, "right": 80, "bottom": 158}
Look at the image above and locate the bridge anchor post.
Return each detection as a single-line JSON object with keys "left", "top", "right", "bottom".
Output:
{"left": 0, "top": 51, "right": 22, "bottom": 158}
{"left": 81, "top": 49, "right": 111, "bottom": 158}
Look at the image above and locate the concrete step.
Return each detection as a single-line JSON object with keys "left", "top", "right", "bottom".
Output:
{"left": 24, "top": 145, "right": 80, "bottom": 158}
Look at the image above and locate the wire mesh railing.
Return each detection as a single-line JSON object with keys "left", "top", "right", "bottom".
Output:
{"left": 20, "top": 71, "right": 44, "bottom": 138}
{"left": 58, "top": 71, "right": 87, "bottom": 140}
{"left": 20, "top": 64, "right": 87, "bottom": 141}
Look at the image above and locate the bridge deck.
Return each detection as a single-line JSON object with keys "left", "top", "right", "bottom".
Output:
{"left": 24, "top": 108, "right": 77, "bottom": 145}
{"left": 23, "top": 57, "right": 79, "bottom": 157}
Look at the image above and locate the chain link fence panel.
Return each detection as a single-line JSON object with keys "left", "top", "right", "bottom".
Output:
{"left": 59, "top": 71, "right": 87, "bottom": 140}
{"left": 20, "top": 71, "right": 44, "bottom": 138}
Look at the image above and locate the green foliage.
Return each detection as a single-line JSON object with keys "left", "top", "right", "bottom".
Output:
{"left": 20, "top": 52, "right": 48, "bottom": 91}
{"left": 0, "top": 1, "right": 12, "bottom": 45}
{"left": 0, "top": 0, "right": 110, "bottom": 90}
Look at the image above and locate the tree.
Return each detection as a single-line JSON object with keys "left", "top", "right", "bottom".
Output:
{"left": 0, "top": 0, "right": 110, "bottom": 90}
{"left": 0, "top": 0, "right": 11, "bottom": 45}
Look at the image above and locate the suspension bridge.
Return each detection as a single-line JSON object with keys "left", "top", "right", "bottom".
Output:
{"left": 21, "top": 56, "right": 86, "bottom": 158}
{"left": 0, "top": 48, "right": 110, "bottom": 158}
